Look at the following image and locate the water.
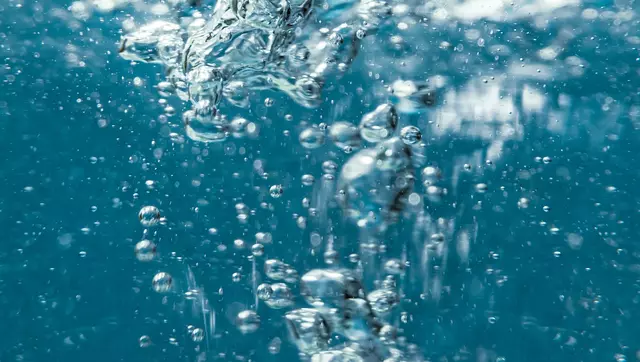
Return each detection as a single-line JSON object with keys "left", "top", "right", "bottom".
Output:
{"left": 1, "top": 0, "right": 639, "bottom": 361}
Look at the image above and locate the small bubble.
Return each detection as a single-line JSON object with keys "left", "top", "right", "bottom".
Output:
{"left": 264, "top": 98, "right": 274, "bottom": 107}
{"left": 135, "top": 239, "right": 157, "bottom": 262}
{"left": 152, "top": 272, "right": 172, "bottom": 293}
{"left": 299, "top": 127, "right": 325, "bottom": 149}
{"left": 232, "top": 272, "right": 242, "bottom": 282}
{"left": 543, "top": 205, "right": 550, "bottom": 212}
{"left": 384, "top": 259, "right": 404, "bottom": 275}
{"left": 301, "top": 174, "right": 315, "bottom": 186}
{"left": 139, "top": 335, "right": 152, "bottom": 348}
{"left": 257, "top": 283, "right": 273, "bottom": 301}
{"left": 517, "top": 197, "right": 530, "bottom": 209}
{"left": 191, "top": 328, "right": 204, "bottom": 343}
{"left": 251, "top": 243, "right": 265, "bottom": 257}
{"left": 400, "top": 126, "right": 422, "bottom": 144}
{"left": 542, "top": 156, "right": 552, "bottom": 164}
{"left": 268, "top": 337, "right": 281, "bottom": 354}
{"left": 269, "top": 185, "right": 284, "bottom": 198}
{"left": 138, "top": 206, "right": 161, "bottom": 227}
{"left": 475, "top": 183, "right": 488, "bottom": 193}
{"left": 236, "top": 310, "right": 261, "bottom": 334}
{"left": 321, "top": 160, "right": 338, "bottom": 174}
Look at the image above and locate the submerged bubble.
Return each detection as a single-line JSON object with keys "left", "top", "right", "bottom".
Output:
{"left": 337, "top": 137, "right": 414, "bottom": 230}
{"left": 342, "top": 297, "right": 381, "bottom": 341}
{"left": 399, "top": 126, "right": 421, "bottom": 144}
{"left": 183, "top": 109, "right": 228, "bottom": 143}
{"left": 257, "top": 283, "right": 274, "bottom": 300}
{"left": 265, "top": 259, "right": 295, "bottom": 280}
{"left": 329, "top": 122, "right": 361, "bottom": 150}
{"left": 383, "top": 259, "right": 404, "bottom": 275}
{"left": 299, "top": 127, "right": 326, "bottom": 149}
{"left": 236, "top": 310, "right": 261, "bottom": 334}
{"left": 269, "top": 185, "right": 284, "bottom": 198}
{"left": 367, "top": 288, "right": 399, "bottom": 315}
{"left": 301, "top": 174, "right": 315, "bottom": 186}
{"left": 191, "top": 327, "right": 205, "bottom": 342}
{"left": 359, "top": 104, "right": 398, "bottom": 143}
{"left": 139, "top": 335, "right": 152, "bottom": 348}
{"left": 152, "top": 272, "right": 173, "bottom": 293}
{"left": 135, "top": 239, "right": 157, "bottom": 261}
{"left": 251, "top": 243, "right": 265, "bottom": 256}
{"left": 300, "top": 269, "right": 364, "bottom": 310}
{"left": 138, "top": 206, "right": 161, "bottom": 227}
{"left": 119, "top": 21, "right": 183, "bottom": 64}
{"left": 285, "top": 308, "right": 331, "bottom": 355}
{"left": 264, "top": 283, "right": 294, "bottom": 309}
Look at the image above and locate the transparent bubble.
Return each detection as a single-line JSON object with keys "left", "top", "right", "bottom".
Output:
{"left": 329, "top": 122, "right": 361, "bottom": 150}
{"left": 517, "top": 197, "right": 530, "bottom": 209}
{"left": 337, "top": 138, "right": 413, "bottom": 230}
{"left": 430, "top": 233, "right": 445, "bottom": 243}
{"left": 119, "top": 21, "right": 183, "bottom": 64}
{"left": 383, "top": 259, "right": 404, "bottom": 275}
{"left": 232, "top": 272, "right": 242, "bottom": 282}
{"left": 138, "top": 206, "right": 161, "bottom": 227}
{"left": 265, "top": 259, "right": 294, "bottom": 280}
{"left": 256, "top": 232, "right": 273, "bottom": 244}
{"left": 301, "top": 174, "right": 315, "bottom": 186}
{"left": 251, "top": 243, "right": 265, "bottom": 257}
{"left": 191, "top": 327, "right": 205, "bottom": 342}
{"left": 475, "top": 183, "right": 488, "bottom": 193}
{"left": 367, "top": 288, "right": 399, "bottom": 315}
{"left": 152, "top": 272, "right": 172, "bottom": 293}
{"left": 268, "top": 337, "right": 282, "bottom": 354}
{"left": 322, "top": 160, "right": 338, "bottom": 174}
{"left": 342, "top": 297, "right": 381, "bottom": 341}
{"left": 269, "top": 184, "right": 284, "bottom": 198}
{"left": 230, "top": 117, "right": 250, "bottom": 138}
{"left": 183, "top": 109, "right": 228, "bottom": 143}
{"left": 285, "top": 308, "right": 331, "bottom": 354}
{"left": 300, "top": 269, "right": 364, "bottom": 310}
{"left": 399, "top": 126, "right": 422, "bottom": 144}
{"left": 236, "top": 310, "right": 261, "bottom": 334}
{"left": 264, "top": 283, "right": 294, "bottom": 309}
{"left": 139, "top": 335, "right": 152, "bottom": 348}
{"left": 359, "top": 103, "right": 398, "bottom": 143}
{"left": 135, "top": 239, "right": 157, "bottom": 262}
{"left": 299, "top": 127, "right": 326, "bottom": 149}
{"left": 257, "top": 283, "right": 274, "bottom": 301}
{"left": 378, "top": 324, "right": 397, "bottom": 343}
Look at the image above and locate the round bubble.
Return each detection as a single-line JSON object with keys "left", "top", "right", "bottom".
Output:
{"left": 135, "top": 239, "right": 157, "bottom": 262}
{"left": 139, "top": 206, "right": 161, "bottom": 227}
{"left": 236, "top": 310, "right": 261, "bottom": 334}
{"left": 152, "top": 272, "right": 172, "bottom": 293}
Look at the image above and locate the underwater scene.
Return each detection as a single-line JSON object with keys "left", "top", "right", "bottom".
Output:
{"left": 0, "top": 0, "right": 639, "bottom": 361}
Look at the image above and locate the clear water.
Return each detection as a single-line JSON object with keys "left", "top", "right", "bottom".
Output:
{"left": 1, "top": 0, "right": 639, "bottom": 361}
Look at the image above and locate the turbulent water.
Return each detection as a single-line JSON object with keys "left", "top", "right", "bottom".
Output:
{"left": 1, "top": 0, "right": 639, "bottom": 361}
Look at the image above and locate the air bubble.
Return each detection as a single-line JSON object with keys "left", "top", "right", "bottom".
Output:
{"left": 270, "top": 185, "right": 284, "bottom": 198}
{"left": 135, "top": 239, "right": 157, "bottom": 262}
{"left": 236, "top": 310, "right": 261, "bottom": 334}
{"left": 139, "top": 206, "right": 161, "bottom": 227}
{"left": 152, "top": 272, "right": 172, "bottom": 293}
{"left": 399, "top": 126, "right": 421, "bottom": 144}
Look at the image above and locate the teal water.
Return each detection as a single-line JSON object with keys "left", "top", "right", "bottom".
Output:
{"left": 1, "top": 0, "right": 639, "bottom": 361}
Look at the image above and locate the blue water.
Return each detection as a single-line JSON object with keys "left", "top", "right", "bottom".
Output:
{"left": 1, "top": 0, "right": 639, "bottom": 361}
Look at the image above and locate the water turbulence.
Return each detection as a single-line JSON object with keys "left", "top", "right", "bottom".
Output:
{"left": 66, "top": 0, "right": 640, "bottom": 359}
